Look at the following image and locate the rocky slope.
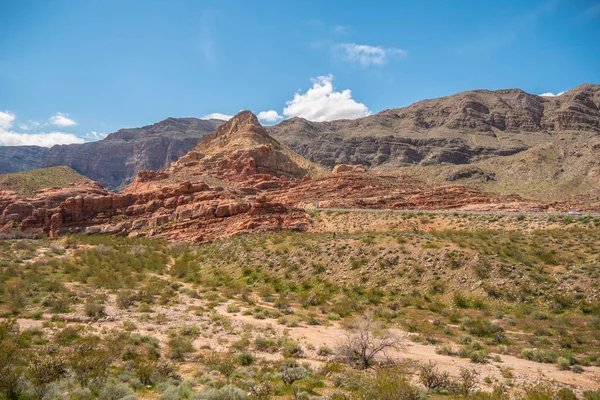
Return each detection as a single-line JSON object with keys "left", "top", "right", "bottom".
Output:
{"left": 42, "top": 117, "right": 224, "bottom": 190}
{"left": 0, "top": 118, "right": 224, "bottom": 190}
{"left": 2, "top": 112, "right": 597, "bottom": 243}
{"left": 267, "top": 83, "right": 600, "bottom": 168}
{"left": 0, "top": 145, "right": 48, "bottom": 174}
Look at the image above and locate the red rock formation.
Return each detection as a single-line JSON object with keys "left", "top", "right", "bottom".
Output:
{"left": 2, "top": 111, "right": 598, "bottom": 243}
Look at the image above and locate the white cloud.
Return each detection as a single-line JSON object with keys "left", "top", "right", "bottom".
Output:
{"left": 0, "top": 131, "right": 84, "bottom": 147}
{"left": 0, "top": 111, "right": 16, "bottom": 130}
{"left": 18, "top": 120, "right": 41, "bottom": 131}
{"left": 539, "top": 91, "right": 565, "bottom": 97}
{"left": 49, "top": 112, "right": 77, "bottom": 127}
{"left": 335, "top": 43, "right": 406, "bottom": 68}
{"left": 282, "top": 75, "right": 370, "bottom": 122}
{"left": 257, "top": 110, "right": 283, "bottom": 124}
{"left": 84, "top": 131, "right": 107, "bottom": 141}
{"left": 0, "top": 111, "right": 84, "bottom": 147}
{"left": 202, "top": 113, "right": 233, "bottom": 121}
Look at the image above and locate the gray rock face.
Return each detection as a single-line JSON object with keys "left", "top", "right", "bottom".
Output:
{"left": 267, "top": 84, "right": 600, "bottom": 168}
{"left": 6, "top": 118, "right": 223, "bottom": 190}
{"left": 1, "top": 118, "right": 223, "bottom": 190}
{"left": 0, "top": 146, "right": 48, "bottom": 174}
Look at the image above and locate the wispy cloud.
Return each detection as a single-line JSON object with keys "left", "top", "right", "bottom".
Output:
{"left": 202, "top": 112, "right": 232, "bottom": 121}
{"left": 334, "top": 43, "right": 407, "bottom": 68}
{"left": 84, "top": 131, "right": 107, "bottom": 141}
{"left": 0, "top": 110, "right": 84, "bottom": 147}
{"left": 332, "top": 25, "right": 351, "bottom": 35}
{"left": 199, "top": 10, "right": 219, "bottom": 63}
{"left": 282, "top": 75, "right": 370, "bottom": 121}
{"left": 49, "top": 112, "right": 77, "bottom": 127}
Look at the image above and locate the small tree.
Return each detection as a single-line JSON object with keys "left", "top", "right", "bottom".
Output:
{"left": 281, "top": 366, "right": 307, "bottom": 386}
{"left": 27, "top": 353, "right": 67, "bottom": 399}
{"left": 419, "top": 361, "right": 450, "bottom": 391}
{"left": 337, "top": 314, "right": 401, "bottom": 370}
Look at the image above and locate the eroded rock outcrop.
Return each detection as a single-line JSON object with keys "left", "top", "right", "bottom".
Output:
{"left": 2, "top": 111, "right": 598, "bottom": 242}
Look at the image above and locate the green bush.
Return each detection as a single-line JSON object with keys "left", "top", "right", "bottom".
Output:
{"left": 521, "top": 348, "right": 557, "bottom": 363}
{"left": 168, "top": 335, "right": 195, "bottom": 360}
{"left": 557, "top": 357, "right": 571, "bottom": 371}
{"left": 99, "top": 381, "right": 137, "bottom": 400}
{"left": 354, "top": 368, "right": 421, "bottom": 400}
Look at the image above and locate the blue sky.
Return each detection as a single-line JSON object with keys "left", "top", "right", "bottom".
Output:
{"left": 1, "top": 0, "right": 599, "bottom": 146}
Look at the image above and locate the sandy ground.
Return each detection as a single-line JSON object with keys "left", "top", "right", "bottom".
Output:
{"left": 10, "top": 271, "right": 600, "bottom": 394}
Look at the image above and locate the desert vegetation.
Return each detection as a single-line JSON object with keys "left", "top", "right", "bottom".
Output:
{"left": 1, "top": 211, "right": 599, "bottom": 399}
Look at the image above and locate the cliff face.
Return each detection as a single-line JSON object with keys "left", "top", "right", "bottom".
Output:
{"left": 41, "top": 118, "right": 223, "bottom": 190}
{"left": 0, "top": 146, "right": 48, "bottom": 174}
{"left": 267, "top": 84, "right": 600, "bottom": 168}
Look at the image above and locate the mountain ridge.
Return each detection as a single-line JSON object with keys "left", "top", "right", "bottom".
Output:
{"left": 1, "top": 84, "right": 599, "bottom": 197}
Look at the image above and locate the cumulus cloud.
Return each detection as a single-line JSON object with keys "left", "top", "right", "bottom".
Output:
{"left": 257, "top": 110, "right": 283, "bottom": 124}
{"left": 335, "top": 43, "right": 406, "bottom": 68}
{"left": 0, "top": 111, "right": 84, "bottom": 147}
{"left": 49, "top": 112, "right": 77, "bottom": 127}
{"left": 0, "top": 131, "right": 84, "bottom": 147}
{"left": 0, "top": 111, "right": 16, "bottom": 130}
{"left": 282, "top": 75, "right": 370, "bottom": 122}
{"left": 202, "top": 113, "right": 233, "bottom": 121}
{"left": 539, "top": 91, "right": 565, "bottom": 97}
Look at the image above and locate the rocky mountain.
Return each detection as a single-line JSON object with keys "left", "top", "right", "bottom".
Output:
{"left": 0, "top": 117, "right": 224, "bottom": 190}
{"left": 4, "top": 111, "right": 597, "bottom": 243}
{"left": 0, "top": 146, "right": 48, "bottom": 174}
{"left": 267, "top": 83, "right": 600, "bottom": 168}
{"left": 42, "top": 117, "right": 224, "bottom": 190}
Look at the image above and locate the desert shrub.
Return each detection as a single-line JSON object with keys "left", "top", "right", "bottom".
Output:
{"left": 457, "top": 368, "right": 479, "bottom": 395}
{"left": 27, "top": 353, "right": 67, "bottom": 399}
{"left": 557, "top": 387, "right": 577, "bottom": 400}
{"left": 248, "top": 381, "right": 271, "bottom": 399}
{"left": 84, "top": 297, "right": 105, "bottom": 318}
{"left": 168, "top": 334, "right": 195, "bottom": 360}
{"left": 317, "top": 345, "right": 334, "bottom": 356}
{"left": 0, "top": 319, "right": 25, "bottom": 399}
{"left": 68, "top": 335, "right": 114, "bottom": 387}
{"left": 281, "top": 366, "right": 307, "bottom": 386}
{"left": 203, "top": 352, "right": 236, "bottom": 377}
{"left": 134, "top": 358, "right": 176, "bottom": 385}
{"left": 453, "top": 292, "right": 470, "bottom": 308}
{"left": 279, "top": 337, "right": 303, "bottom": 358}
{"left": 583, "top": 390, "right": 600, "bottom": 400}
{"left": 419, "top": 361, "right": 450, "bottom": 391}
{"left": 117, "top": 290, "right": 137, "bottom": 309}
{"left": 463, "top": 318, "right": 504, "bottom": 337}
{"left": 54, "top": 326, "right": 82, "bottom": 346}
{"left": 159, "top": 381, "right": 196, "bottom": 400}
{"left": 557, "top": 357, "right": 571, "bottom": 371}
{"left": 254, "top": 336, "right": 277, "bottom": 352}
{"left": 521, "top": 348, "right": 558, "bottom": 363}
{"left": 99, "top": 381, "right": 137, "bottom": 400}
{"left": 237, "top": 352, "right": 255, "bottom": 366}
{"left": 521, "top": 382, "right": 555, "bottom": 400}
{"left": 354, "top": 368, "right": 421, "bottom": 400}
{"left": 43, "top": 293, "right": 71, "bottom": 313}
{"left": 193, "top": 384, "right": 245, "bottom": 400}
{"left": 336, "top": 314, "right": 400, "bottom": 369}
